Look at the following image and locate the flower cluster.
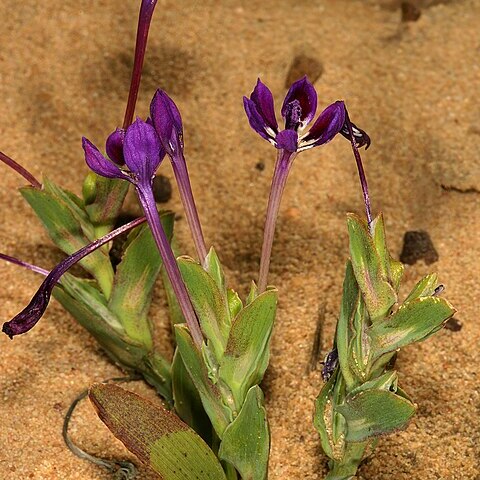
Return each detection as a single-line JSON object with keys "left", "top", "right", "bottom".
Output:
{"left": 244, "top": 76, "right": 370, "bottom": 153}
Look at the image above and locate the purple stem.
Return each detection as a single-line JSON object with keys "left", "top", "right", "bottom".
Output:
{"left": 136, "top": 186, "right": 203, "bottom": 346}
{"left": 0, "top": 150, "right": 42, "bottom": 189}
{"left": 344, "top": 112, "right": 372, "bottom": 228}
{"left": 3, "top": 216, "right": 147, "bottom": 338}
{"left": 122, "top": 0, "right": 158, "bottom": 129}
{"left": 0, "top": 253, "right": 50, "bottom": 277}
{"left": 258, "top": 149, "right": 297, "bottom": 293}
{"left": 171, "top": 153, "right": 208, "bottom": 265}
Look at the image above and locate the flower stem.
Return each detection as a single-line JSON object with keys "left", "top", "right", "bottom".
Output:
{"left": 258, "top": 149, "right": 296, "bottom": 293}
{"left": 122, "top": 0, "right": 158, "bottom": 129}
{"left": 344, "top": 112, "right": 372, "bottom": 228}
{"left": 0, "top": 150, "right": 42, "bottom": 189}
{"left": 136, "top": 186, "right": 203, "bottom": 346}
{"left": 0, "top": 253, "right": 50, "bottom": 277}
{"left": 171, "top": 153, "right": 208, "bottom": 265}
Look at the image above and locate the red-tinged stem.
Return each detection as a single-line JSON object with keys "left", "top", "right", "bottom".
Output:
{"left": 0, "top": 253, "right": 49, "bottom": 277}
{"left": 136, "top": 186, "right": 204, "bottom": 347}
{"left": 122, "top": 0, "right": 158, "bottom": 129}
{"left": 344, "top": 112, "right": 372, "bottom": 228}
{"left": 0, "top": 150, "right": 42, "bottom": 189}
{"left": 258, "top": 149, "right": 297, "bottom": 293}
{"left": 171, "top": 153, "right": 208, "bottom": 265}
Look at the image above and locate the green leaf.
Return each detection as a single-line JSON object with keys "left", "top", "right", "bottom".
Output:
{"left": 314, "top": 372, "right": 338, "bottom": 459}
{"left": 370, "top": 296, "right": 456, "bottom": 357}
{"left": 371, "top": 214, "right": 404, "bottom": 292}
{"left": 205, "top": 248, "right": 227, "bottom": 295}
{"left": 54, "top": 277, "right": 144, "bottom": 368}
{"left": 349, "top": 371, "right": 398, "bottom": 397}
{"left": 20, "top": 185, "right": 113, "bottom": 297}
{"left": 336, "top": 261, "right": 359, "bottom": 389}
{"left": 218, "top": 386, "right": 269, "bottom": 480}
{"left": 349, "top": 296, "right": 371, "bottom": 381}
{"left": 227, "top": 289, "right": 243, "bottom": 320}
{"left": 89, "top": 384, "right": 227, "bottom": 480}
{"left": 172, "top": 349, "right": 212, "bottom": 443}
{"left": 177, "top": 257, "right": 230, "bottom": 361}
{"left": 404, "top": 273, "right": 439, "bottom": 303}
{"left": 83, "top": 175, "right": 129, "bottom": 236}
{"left": 336, "top": 389, "right": 416, "bottom": 442}
{"left": 108, "top": 212, "right": 174, "bottom": 346}
{"left": 175, "top": 325, "right": 232, "bottom": 437}
{"left": 54, "top": 274, "right": 172, "bottom": 400}
{"left": 218, "top": 290, "right": 277, "bottom": 410}
{"left": 347, "top": 214, "right": 397, "bottom": 322}
{"left": 245, "top": 281, "right": 258, "bottom": 305}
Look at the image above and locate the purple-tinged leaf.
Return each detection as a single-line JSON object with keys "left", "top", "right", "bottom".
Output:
{"left": 281, "top": 76, "right": 318, "bottom": 128}
{"left": 250, "top": 79, "right": 278, "bottom": 132}
{"left": 105, "top": 128, "right": 126, "bottom": 165}
{"left": 123, "top": 118, "right": 165, "bottom": 184}
{"left": 2, "top": 217, "right": 146, "bottom": 338}
{"left": 275, "top": 129, "right": 298, "bottom": 152}
{"left": 82, "top": 138, "right": 126, "bottom": 180}
{"left": 89, "top": 383, "right": 227, "bottom": 480}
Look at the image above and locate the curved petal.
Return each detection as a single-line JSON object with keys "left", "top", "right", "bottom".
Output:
{"left": 243, "top": 96, "right": 276, "bottom": 143}
{"left": 123, "top": 118, "right": 165, "bottom": 183}
{"left": 82, "top": 137, "right": 126, "bottom": 179}
{"left": 250, "top": 79, "right": 278, "bottom": 132}
{"left": 275, "top": 129, "right": 298, "bottom": 153}
{"left": 300, "top": 101, "right": 345, "bottom": 149}
{"left": 281, "top": 76, "right": 317, "bottom": 128}
{"left": 340, "top": 119, "right": 371, "bottom": 149}
{"left": 105, "top": 128, "right": 126, "bottom": 165}
{"left": 150, "top": 89, "right": 183, "bottom": 156}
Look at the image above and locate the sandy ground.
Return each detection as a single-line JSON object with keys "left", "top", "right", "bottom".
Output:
{"left": 1, "top": 0, "right": 479, "bottom": 478}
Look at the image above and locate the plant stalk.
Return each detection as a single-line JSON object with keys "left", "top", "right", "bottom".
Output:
{"left": 258, "top": 149, "right": 296, "bottom": 293}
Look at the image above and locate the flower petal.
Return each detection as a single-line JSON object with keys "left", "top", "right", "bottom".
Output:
{"left": 150, "top": 90, "right": 183, "bottom": 156}
{"left": 250, "top": 79, "right": 278, "bottom": 132}
{"left": 243, "top": 97, "right": 276, "bottom": 143}
{"left": 105, "top": 128, "right": 126, "bottom": 165}
{"left": 340, "top": 120, "right": 371, "bottom": 149}
{"left": 275, "top": 129, "right": 298, "bottom": 152}
{"left": 281, "top": 76, "right": 317, "bottom": 128}
{"left": 123, "top": 118, "right": 165, "bottom": 184}
{"left": 82, "top": 138, "right": 126, "bottom": 179}
{"left": 300, "top": 101, "right": 346, "bottom": 150}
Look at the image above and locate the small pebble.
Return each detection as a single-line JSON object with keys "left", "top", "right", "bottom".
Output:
{"left": 285, "top": 54, "right": 323, "bottom": 88}
{"left": 400, "top": 230, "right": 439, "bottom": 265}
{"left": 153, "top": 174, "right": 172, "bottom": 203}
{"left": 401, "top": 2, "right": 422, "bottom": 22}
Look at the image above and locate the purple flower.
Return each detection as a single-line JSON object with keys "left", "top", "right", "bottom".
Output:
{"left": 83, "top": 116, "right": 204, "bottom": 346}
{"left": 243, "top": 76, "right": 370, "bottom": 153}
{"left": 83, "top": 119, "right": 166, "bottom": 187}
{"left": 150, "top": 90, "right": 208, "bottom": 264}
{"left": 150, "top": 90, "right": 184, "bottom": 157}
{"left": 105, "top": 128, "right": 126, "bottom": 165}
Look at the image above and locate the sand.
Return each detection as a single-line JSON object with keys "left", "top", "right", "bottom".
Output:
{"left": 1, "top": 0, "right": 479, "bottom": 478}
